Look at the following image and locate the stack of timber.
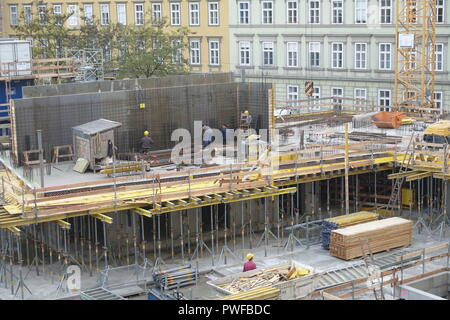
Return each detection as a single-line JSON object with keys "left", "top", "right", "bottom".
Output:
{"left": 219, "top": 264, "right": 311, "bottom": 294}
{"left": 218, "top": 286, "right": 280, "bottom": 300}
{"left": 329, "top": 217, "right": 413, "bottom": 260}
{"left": 322, "top": 211, "right": 379, "bottom": 249}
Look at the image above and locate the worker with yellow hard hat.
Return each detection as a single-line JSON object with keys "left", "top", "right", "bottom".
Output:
{"left": 243, "top": 253, "right": 257, "bottom": 272}
{"left": 140, "top": 130, "right": 154, "bottom": 154}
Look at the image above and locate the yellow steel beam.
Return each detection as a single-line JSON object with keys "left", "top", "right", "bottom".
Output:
{"left": 7, "top": 226, "right": 21, "bottom": 235}
{"left": 406, "top": 172, "right": 433, "bottom": 182}
{"left": 55, "top": 219, "right": 71, "bottom": 229}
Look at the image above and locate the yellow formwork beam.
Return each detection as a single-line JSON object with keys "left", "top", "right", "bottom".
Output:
{"left": 7, "top": 226, "right": 21, "bottom": 235}
{"left": 92, "top": 213, "right": 113, "bottom": 224}
{"left": 55, "top": 219, "right": 71, "bottom": 229}
{"left": 133, "top": 207, "right": 152, "bottom": 218}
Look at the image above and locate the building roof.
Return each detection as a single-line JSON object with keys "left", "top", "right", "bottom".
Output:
{"left": 72, "top": 119, "right": 122, "bottom": 135}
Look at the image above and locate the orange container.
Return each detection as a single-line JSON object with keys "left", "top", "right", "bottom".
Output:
{"left": 371, "top": 111, "right": 405, "bottom": 129}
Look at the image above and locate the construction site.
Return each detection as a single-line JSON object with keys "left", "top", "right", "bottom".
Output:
{"left": 0, "top": 1, "right": 450, "bottom": 302}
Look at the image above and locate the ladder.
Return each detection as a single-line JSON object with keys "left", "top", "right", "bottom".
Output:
{"left": 359, "top": 237, "right": 385, "bottom": 300}
{"left": 379, "top": 134, "right": 416, "bottom": 215}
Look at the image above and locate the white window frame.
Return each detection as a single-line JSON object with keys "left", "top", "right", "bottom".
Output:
{"left": 83, "top": 4, "right": 93, "bottom": 25}
{"left": 378, "top": 89, "right": 391, "bottom": 110}
{"left": 209, "top": 40, "right": 220, "bottom": 66}
{"left": 100, "top": 4, "right": 110, "bottom": 25}
{"left": 67, "top": 4, "right": 79, "bottom": 27}
{"left": 38, "top": 5, "right": 46, "bottom": 25}
{"left": 355, "top": 0, "right": 367, "bottom": 24}
{"left": 172, "top": 40, "right": 182, "bottom": 64}
{"left": 286, "top": 42, "right": 299, "bottom": 68}
{"left": 190, "top": 40, "right": 201, "bottom": 65}
{"left": 262, "top": 42, "right": 274, "bottom": 66}
{"left": 436, "top": 0, "right": 445, "bottom": 23}
{"left": 261, "top": 1, "right": 273, "bottom": 24}
{"left": 238, "top": 1, "right": 250, "bottom": 24}
{"left": 152, "top": 3, "right": 162, "bottom": 23}
{"left": 208, "top": 2, "right": 219, "bottom": 25}
{"left": 332, "top": 87, "right": 344, "bottom": 104}
{"left": 434, "top": 91, "right": 443, "bottom": 110}
{"left": 170, "top": 2, "right": 181, "bottom": 25}
{"left": 379, "top": 43, "right": 391, "bottom": 70}
{"left": 331, "top": 0, "right": 343, "bottom": 24}
{"left": 134, "top": 3, "right": 144, "bottom": 25}
{"left": 24, "top": 4, "right": 32, "bottom": 24}
{"left": 117, "top": 3, "right": 127, "bottom": 25}
{"left": 312, "top": 86, "right": 321, "bottom": 105}
{"left": 309, "top": 0, "right": 320, "bottom": 24}
{"left": 331, "top": 42, "right": 344, "bottom": 69}
{"left": 9, "top": 5, "right": 18, "bottom": 26}
{"left": 287, "top": 85, "right": 299, "bottom": 105}
{"left": 354, "top": 88, "right": 367, "bottom": 105}
{"left": 435, "top": 43, "right": 444, "bottom": 71}
{"left": 354, "top": 43, "right": 367, "bottom": 69}
{"left": 379, "top": 0, "right": 392, "bottom": 24}
{"left": 287, "top": 1, "right": 298, "bottom": 24}
{"left": 189, "top": 2, "right": 200, "bottom": 26}
{"left": 239, "top": 41, "right": 251, "bottom": 66}
{"left": 309, "top": 42, "right": 320, "bottom": 67}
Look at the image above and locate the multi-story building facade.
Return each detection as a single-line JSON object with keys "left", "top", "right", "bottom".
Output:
{"left": 229, "top": 0, "right": 450, "bottom": 111}
{"left": 2, "top": 0, "right": 229, "bottom": 73}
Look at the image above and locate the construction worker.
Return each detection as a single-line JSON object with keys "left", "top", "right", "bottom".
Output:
{"left": 139, "top": 130, "right": 154, "bottom": 154}
{"left": 243, "top": 253, "right": 257, "bottom": 272}
{"left": 203, "top": 125, "right": 213, "bottom": 147}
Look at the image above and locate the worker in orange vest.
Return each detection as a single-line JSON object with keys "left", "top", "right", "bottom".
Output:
{"left": 243, "top": 253, "right": 257, "bottom": 272}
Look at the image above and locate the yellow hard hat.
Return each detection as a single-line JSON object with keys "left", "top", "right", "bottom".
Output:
{"left": 246, "top": 253, "right": 254, "bottom": 260}
{"left": 144, "top": 131, "right": 149, "bottom": 136}
{"left": 244, "top": 110, "right": 249, "bottom": 114}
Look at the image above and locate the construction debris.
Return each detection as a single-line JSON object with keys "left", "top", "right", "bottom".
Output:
{"left": 218, "top": 286, "right": 280, "bottom": 300}
{"left": 329, "top": 217, "right": 413, "bottom": 260}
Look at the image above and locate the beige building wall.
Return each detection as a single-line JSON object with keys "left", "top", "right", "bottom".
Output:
{"left": 2, "top": 0, "right": 229, "bottom": 72}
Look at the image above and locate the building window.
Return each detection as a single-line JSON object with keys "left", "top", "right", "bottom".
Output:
{"left": 83, "top": 4, "right": 93, "bottom": 25}
{"left": 332, "top": 87, "right": 344, "bottom": 104}
{"left": 355, "top": 0, "right": 367, "bottom": 24}
{"left": 355, "top": 43, "right": 367, "bottom": 69}
{"left": 434, "top": 92, "right": 443, "bottom": 109}
{"left": 379, "top": 43, "right": 391, "bottom": 70}
{"left": 287, "top": 1, "right": 298, "bottom": 24}
{"left": 312, "top": 86, "right": 321, "bottom": 105}
{"left": 262, "top": 42, "right": 274, "bottom": 66}
{"left": 309, "top": 0, "right": 320, "bottom": 24}
{"left": 100, "top": 4, "right": 110, "bottom": 25}
{"left": 135, "top": 3, "right": 144, "bottom": 25}
{"left": 209, "top": 40, "right": 220, "bottom": 65}
{"left": 354, "top": 88, "right": 367, "bottom": 104}
{"left": 117, "top": 4, "right": 127, "bottom": 25}
{"left": 189, "top": 2, "right": 200, "bottom": 26}
{"left": 9, "top": 5, "right": 18, "bottom": 26}
{"left": 436, "top": 0, "right": 444, "bottom": 23}
{"left": 238, "top": 1, "right": 250, "bottom": 24}
{"left": 208, "top": 2, "right": 219, "bottom": 25}
{"left": 239, "top": 41, "right": 251, "bottom": 66}
{"left": 190, "top": 40, "right": 201, "bottom": 65}
{"left": 378, "top": 89, "right": 391, "bottom": 111}
{"left": 68, "top": 5, "right": 79, "bottom": 27}
{"left": 287, "top": 85, "right": 299, "bottom": 104}
{"left": 24, "top": 5, "right": 32, "bottom": 24}
{"left": 435, "top": 43, "right": 444, "bottom": 71}
{"left": 38, "top": 5, "right": 46, "bottom": 25}
{"left": 171, "top": 3, "right": 181, "bottom": 25}
{"left": 332, "top": 0, "right": 343, "bottom": 24}
{"left": 286, "top": 42, "right": 298, "bottom": 67}
{"left": 262, "top": 1, "right": 274, "bottom": 24}
{"left": 309, "top": 42, "right": 320, "bottom": 67}
{"left": 172, "top": 40, "right": 182, "bottom": 64}
{"left": 331, "top": 42, "right": 343, "bottom": 69}
{"left": 152, "top": 3, "right": 162, "bottom": 23}
{"left": 380, "top": 0, "right": 392, "bottom": 24}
